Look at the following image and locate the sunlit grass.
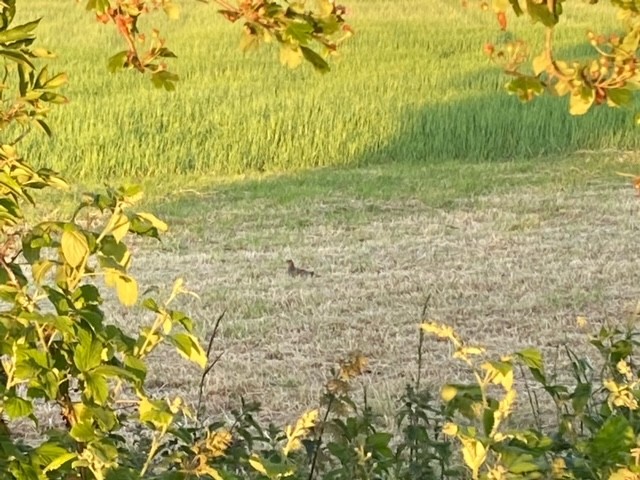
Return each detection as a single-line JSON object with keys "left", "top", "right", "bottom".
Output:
{"left": 18, "top": 1, "right": 636, "bottom": 180}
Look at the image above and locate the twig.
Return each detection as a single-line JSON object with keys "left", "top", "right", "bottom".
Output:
{"left": 196, "top": 310, "right": 226, "bottom": 421}
{"left": 518, "top": 364, "right": 542, "bottom": 431}
{"left": 308, "top": 396, "right": 334, "bottom": 480}
{"left": 417, "top": 294, "right": 431, "bottom": 391}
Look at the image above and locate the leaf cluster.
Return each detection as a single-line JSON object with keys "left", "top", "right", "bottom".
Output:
{"left": 422, "top": 318, "right": 640, "bottom": 480}
{"left": 82, "top": 0, "right": 352, "bottom": 89}
{"left": 473, "top": 0, "right": 640, "bottom": 117}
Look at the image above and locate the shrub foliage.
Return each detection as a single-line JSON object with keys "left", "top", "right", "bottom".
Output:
{"left": 0, "top": 1, "right": 639, "bottom": 479}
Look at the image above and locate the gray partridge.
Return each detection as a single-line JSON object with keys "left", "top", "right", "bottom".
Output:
{"left": 286, "top": 259, "right": 315, "bottom": 278}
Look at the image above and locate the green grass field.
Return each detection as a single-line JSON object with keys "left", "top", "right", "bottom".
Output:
{"left": 19, "top": 1, "right": 640, "bottom": 180}
{"left": 14, "top": 2, "right": 640, "bottom": 425}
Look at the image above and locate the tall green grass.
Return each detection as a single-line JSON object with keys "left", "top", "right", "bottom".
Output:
{"left": 18, "top": 1, "right": 637, "bottom": 180}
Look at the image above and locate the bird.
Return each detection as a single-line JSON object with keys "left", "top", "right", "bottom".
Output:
{"left": 286, "top": 259, "right": 315, "bottom": 278}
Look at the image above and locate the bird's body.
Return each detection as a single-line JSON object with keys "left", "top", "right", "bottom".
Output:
{"left": 286, "top": 259, "right": 315, "bottom": 278}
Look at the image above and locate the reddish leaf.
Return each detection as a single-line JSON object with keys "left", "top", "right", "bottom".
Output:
{"left": 497, "top": 11, "right": 507, "bottom": 30}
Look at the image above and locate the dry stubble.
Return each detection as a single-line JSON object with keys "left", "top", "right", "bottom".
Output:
{"left": 125, "top": 180, "right": 640, "bottom": 426}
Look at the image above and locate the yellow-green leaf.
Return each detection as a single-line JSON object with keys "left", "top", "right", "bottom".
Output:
{"left": 43, "top": 452, "right": 77, "bottom": 473}
{"left": 104, "top": 212, "right": 130, "bottom": 243}
{"left": 163, "top": 3, "right": 181, "bottom": 19}
{"left": 280, "top": 45, "right": 303, "bottom": 69}
{"left": 441, "top": 384, "right": 458, "bottom": 402}
{"left": 569, "top": 86, "right": 595, "bottom": 115}
{"left": 607, "top": 88, "right": 633, "bottom": 108}
{"left": 492, "top": 0, "right": 509, "bottom": 12}
{"left": 116, "top": 274, "right": 138, "bottom": 306}
{"left": 169, "top": 277, "right": 185, "bottom": 301}
{"left": 33, "top": 259, "right": 54, "bottom": 284}
{"left": 46, "top": 175, "right": 69, "bottom": 190}
{"left": 317, "top": 0, "right": 333, "bottom": 16}
{"left": 139, "top": 397, "right": 174, "bottom": 430}
{"left": 31, "top": 48, "right": 56, "bottom": 58}
{"left": 61, "top": 229, "right": 89, "bottom": 269}
{"left": 532, "top": 52, "right": 549, "bottom": 76}
{"left": 249, "top": 455, "right": 268, "bottom": 476}
{"left": 460, "top": 437, "right": 487, "bottom": 478}
{"left": 104, "top": 268, "right": 118, "bottom": 288}
{"left": 170, "top": 333, "right": 207, "bottom": 368}
{"left": 44, "top": 72, "right": 68, "bottom": 89}
{"left": 137, "top": 212, "right": 168, "bottom": 232}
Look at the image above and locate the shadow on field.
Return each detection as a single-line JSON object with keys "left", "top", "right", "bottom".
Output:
{"left": 357, "top": 86, "right": 639, "bottom": 165}
{"left": 149, "top": 65, "right": 640, "bottom": 215}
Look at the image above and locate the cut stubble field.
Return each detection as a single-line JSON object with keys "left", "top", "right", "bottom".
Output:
{"left": 106, "top": 155, "right": 640, "bottom": 426}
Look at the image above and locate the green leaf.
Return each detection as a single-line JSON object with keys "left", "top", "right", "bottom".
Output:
{"left": 508, "top": 455, "right": 540, "bottom": 474}
{"left": 0, "top": 48, "right": 35, "bottom": 68}
{"left": 516, "top": 348, "right": 546, "bottom": 383}
{"left": 249, "top": 454, "right": 296, "bottom": 478}
{"left": 570, "top": 382, "right": 592, "bottom": 414}
{"left": 100, "top": 235, "right": 130, "bottom": 265}
{"left": 61, "top": 228, "right": 89, "bottom": 269}
{"left": 525, "top": 0, "right": 558, "bottom": 26}
{"left": 86, "top": 0, "right": 111, "bottom": 13}
{"left": 301, "top": 46, "right": 330, "bottom": 73}
{"left": 43, "top": 453, "right": 76, "bottom": 473}
{"left": 168, "top": 333, "right": 207, "bottom": 368}
{"left": 7, "top": 463, "right": 39, "bottom": 480}
{"left": 139, "top": 397, "right": 174, "bottom": 430}
{"left": 508, "top": 0, "right": 524, "bottom": 16}
{"left": 40, "top": 92, "right": 68, "bottom": 104}
{"left": 4, "top": 396, "right": 33, "bottom": 418}
{"left": 74, "top": 284, "right": 102, "bottom": 306}
{"left": 70, "top": 421, "right": 100, "bottom": 443}
{"left": 506, "top": 76, "right": 544, "bottom": 102}
{"left": 366, "top": 432, "right": 392, "bottom": 449}
{"left": 84, "top": 371, "right": 109, "bottom": 404}
{"left": 124, "top": 355, "right": 148, "bottom": 383}
{"left": 35, "top": 370, "right": 60, "bottom": 399}
{"left": 142, "top": 297, "right": 160, "bottom": 312}
{"left": 607, "top": 88, "right": 633, "bottom": 108}
{"left": 35, "top": 65, "right": 49, "bottom": 87}
{"left": 121, "top": 184, "right": 143, "bottom": 200}
{"left": 93, "top": 365, "right": 141, "bottom": 385}
{"left": 35, "top": 119, "right": 53, "bottom": 137}
{"left": 107, "top": 51, "right": 128, "bottom": 73}
{"left": 0, "top": 18, "right": 40, "bottom": 44}
{"left": 171, "top": 309, "right": 193, "bottom": 331}
{"left": 285, "top": 21, "right": 314, "bottom": 44}
{"left": 151, "top": 70, "right": 179, "bottom": 91}
{"left": 74, "top": 335, "right": 104, "bottom": 372}
{"left": 588, "top": 415, "right": 634, "bottom": 468}
{"left": 34, "top": 442, "right": 72, "bottom": 464}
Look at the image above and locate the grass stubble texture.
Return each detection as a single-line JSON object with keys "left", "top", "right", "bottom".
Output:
{"left": 13, "top": 1, "right": 640, "bottom": 428}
